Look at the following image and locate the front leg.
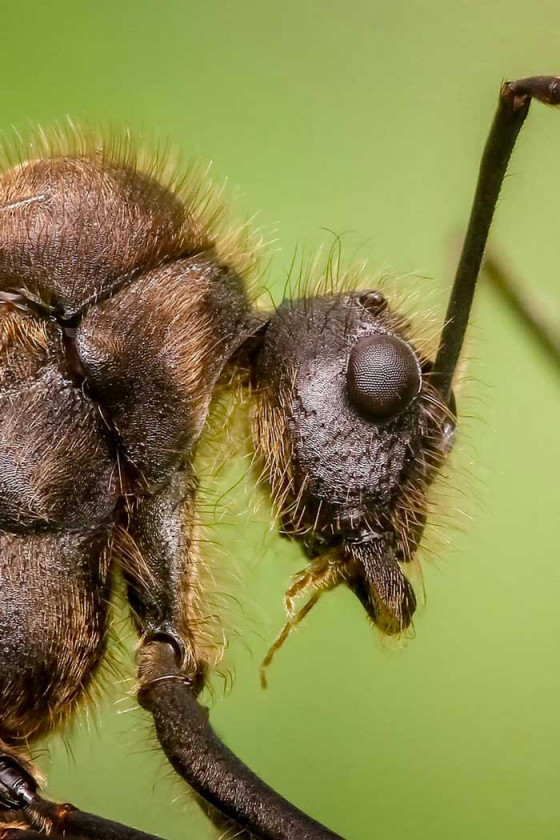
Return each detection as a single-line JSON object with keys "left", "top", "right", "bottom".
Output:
{"left": 124, "top": 467, "right": 210, "bottom": 688}
{"left": 0, "top": 753, "right": 163, "bottom": 839}
{"left": 125, "top": 469, "right": 342, "bottom": 840}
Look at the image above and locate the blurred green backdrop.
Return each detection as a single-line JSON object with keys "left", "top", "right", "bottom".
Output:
{"left": 1, "top": 1, "right": 560, "bottom": 838}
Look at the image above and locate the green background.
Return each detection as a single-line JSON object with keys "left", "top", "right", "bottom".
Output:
{"left": 1, "top": 2, "right": 560, "bottom": 838}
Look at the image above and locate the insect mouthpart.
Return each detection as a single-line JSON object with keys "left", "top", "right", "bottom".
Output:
{"left": 298, "top": 523, "right": 418, "bottom": 636}
{"left": 339, "top": 533, "right": 417, "bottom": 634}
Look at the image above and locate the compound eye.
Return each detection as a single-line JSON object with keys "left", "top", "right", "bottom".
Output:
{"left": 347, "top": 334, "right": 421, "bottom": 421}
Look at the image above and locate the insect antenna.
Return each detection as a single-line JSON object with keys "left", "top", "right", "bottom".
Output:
{"left": 432, "top": 76, "right": 560, "bottom": 402}
{"left": 483, "top": 250, "right": 560, "bottom": 374}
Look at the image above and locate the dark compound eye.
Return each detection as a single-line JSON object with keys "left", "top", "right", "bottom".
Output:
{"left": 347, "top": 334, "right": 421, "bottom": 421}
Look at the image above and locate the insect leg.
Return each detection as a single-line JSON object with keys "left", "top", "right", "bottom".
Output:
{"left": 0, "top": 755, "right": 163, "bottom": 840}
{"left": 483, "top": 251, "right": 560, "bottom": 374}
{"left": 27, "top": 801, "right": 164, "bottom": 840}
{"left": 138, "top": 641, "right": 342, "bottom": 840}
{"left": 0, "top": 832, "right": 76, "bottom": 839}
{"left": 127, "top": 470, "right": 342, "bottom": 840}
{"left": 432, "top": 75, "right": 560, "bottom": 402}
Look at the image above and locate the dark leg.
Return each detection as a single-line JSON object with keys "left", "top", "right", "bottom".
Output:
{"left": 126, "top": 471, "right": 342, "bottom": 840}
{"left": 483, "top": 251, "right": 560, "bottom": 374}
{"left": 0, "top": 832, "right": 83, "bottom": 839}
{"left": 0, "top": 755, "right": 163, "bottom": 840}
{"left": 138, "top": 641, "right": 342, "bottom": 840}
{"left": 432, "top": 76, "right": 560, "bottom": 402}
{"left": 31, "top": 803, "right": 165, "bottom": 840}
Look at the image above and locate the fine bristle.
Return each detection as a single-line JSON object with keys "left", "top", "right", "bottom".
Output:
{"left": 0, "top": 120, "right": 265, "bottom": 298}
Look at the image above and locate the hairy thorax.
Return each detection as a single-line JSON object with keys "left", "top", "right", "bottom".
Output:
{"left": 0, "top": 148, "right": 254, "bottom": 750}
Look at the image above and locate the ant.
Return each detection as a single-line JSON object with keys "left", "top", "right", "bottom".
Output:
{"left": 0, "top": 75, "right": 556, "bottom": 840}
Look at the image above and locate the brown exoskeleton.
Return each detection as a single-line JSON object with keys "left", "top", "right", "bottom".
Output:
{"left": 0, "top": 76, "right": 557, "bottom": 840}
